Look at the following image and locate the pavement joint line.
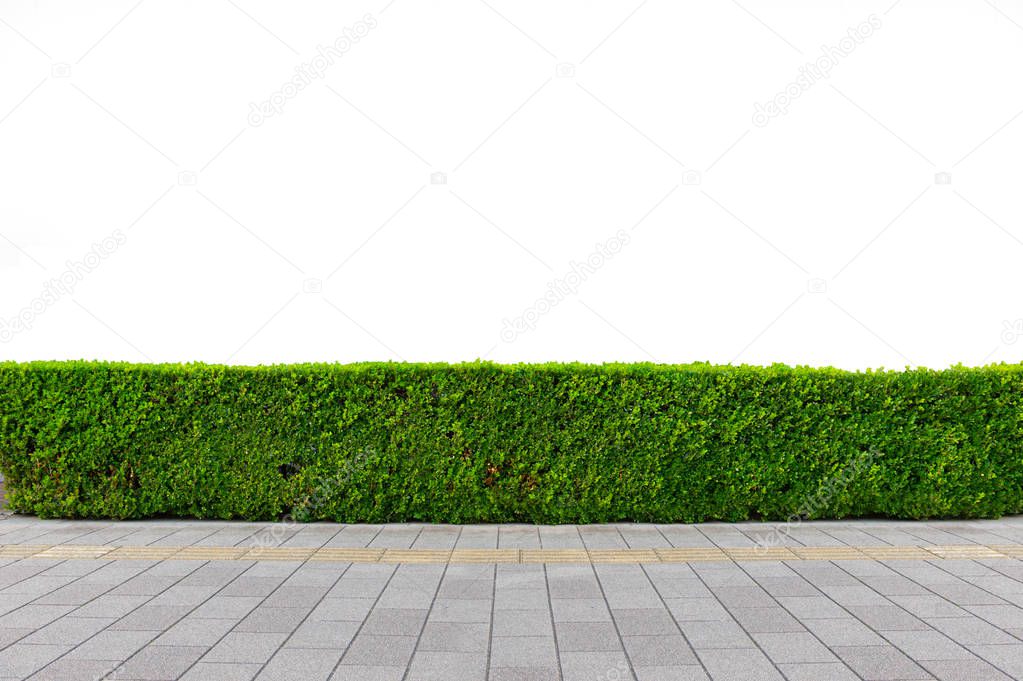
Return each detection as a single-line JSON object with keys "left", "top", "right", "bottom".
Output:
{"left": 4, "top": 543, "right": 1023, "bottom": 563}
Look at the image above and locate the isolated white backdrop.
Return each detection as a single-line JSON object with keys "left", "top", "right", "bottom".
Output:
{"left": 1, "top": 0, "right": 1022, "bottom": 369}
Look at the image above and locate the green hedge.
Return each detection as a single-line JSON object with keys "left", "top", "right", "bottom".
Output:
{"left": 1, "top": 361, "right": 1021, "bottom": 522}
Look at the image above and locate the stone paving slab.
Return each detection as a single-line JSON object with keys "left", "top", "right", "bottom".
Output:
{"left": 3, "top": 517, "right": 1023, "bottom": 679}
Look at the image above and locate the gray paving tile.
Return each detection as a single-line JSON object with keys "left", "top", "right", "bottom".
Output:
{"left": 3, "top": 575, "right": 77, "bottom": 597}
{"left": 445, "top": 564, "right": 495, "bottom": 580}
{"left": 633, "top": 666, "right": 709, "bottom": 681}
{"left": 611, "top": 608, "right": 677, "bottom": 636}
{"left": 203, "top": 631, "right": 289, "bottom": 663}
{"left": 0, "top": 594, "right": 35, "bottom": 617}
{"left": 109, "top": 605, "right": 192, "bottom": 631}
{"left": 116, "top": 645, "right": 208, "bottom": 680}
{"left": 234, "top": 607, "right": 309, "bottom": 633}
{"left": 328, "top": 578, "right": 390, "bottom": 599}
{"left": 555, "top": 621, "right": 622, "bottom": 651}
{"left": 889, "top": 594, "right": 969, "bottom": 618}
{"left": 287, "top": 619, "right": 360, "bottom": 649}
{"left": 776, "top": 595, "right": 848, "bottom": 619}
{"left": 65, "top": 629, "right": 158, "bottom": 661}
{"left": 330, "top": 666, "right": 405, "bottom": 681}
{"left": 860, "top": 575, "right": 932, "bottom": 596}
{"left": 677, "top": 620, "right": 755, "bottom": 649}
{"left": 496, "top": 567, "right": 546, "bottom": 591}
{"left": 23, "top": 616, "right": 115, "bottom": 645}
{"left": 179, "top": 662, "right": 262, "bottom": 681}
{"left": 729, "top": 607, "right": 805, "bottom": 633}
{"left": 308, "top": 597, "right": 374, "bottom": 622}
{"left": 919, "top": 658, "right": 1014, "bottom": 681}
{"left": 665, "top": 597, "right": 731, "bottom": 621}
{"left": 776, "top": 662, "right": 860, "bottom": 681}
{"left": 966, "top": 644, "right": 1023, "bottom": 679}
{"left": 927, "top": 582, "right": 1005, "bottom": 605}
{"left": 487, "top": 666, "right": 561, "bottom": 680}
{"left": 551, "top": 598, "right": 611, "bottom": 623}
{"left": 257, "top": 647, "right": 345, "bottom": 680}
{"left": 648, "top": 578, "right": 711, "bottom": 599}
{"left": 752, "top": 631, "right": 837, "bottom": 663}
{"left": 405, "top": 651, "right": 487, "bottom": 680}
{"left": 360, "top": 607, "right": 427, "bottom": 636}
{"left": 547, "top": 578, "right": 602, "bottom": 599}
{"left": 72, "top": 594, "right": 150, "bottom": 618}
{"left": 0, "top": 644, "right": 70, "bottom": 678}
{"left": 152, "top": 617, "right": 238, "bottom": 647}
{"left": 490, "top": 636, "right": 557, "bottom": 668}
{"left": 884, "top": 629, "right": 975, "bottom": 661}
{"left": 437, "top": 577, "right": 493, "bottom": 600}
{"left": 221, "top": 577, "right": 290, "bottom": 599}
{"left": 559, "top": 651, "right": 631, "bottom": 681}
{"left": 417, "top": 621, "right": 489, "bottom": 652}
{"left": 110, "top": 575, "right": 183, "bottom": 597}
{"left": 0, "top": 627, "right": 32, "bottom": 647}
{"left": 847, "top": 604, "right": 930, "bottom": 631}
{"left": 925, "top": 616, "right": 1019, "bottom": 645}
{"left": 33, "top": 581, "right": 111, "bottom": 605}
{"left": 149, "top": 584, "right": 221, "bottom": 608}
{"left": 604, "top": 589, "right": 665, "bottom": 609}
{"left": 428, "top": 599, "right": 491, "bottom": 623}
{"left": 696, "top": 647, "right": 784, "bottom": 680}
{"left": 262, "top": 585, "right": 331, "bottom": 609}
{"left": 753, "top": 576, "right": 819, "bottom": 598}
{"left": 376, "top": 588, "right": 435, "bottom": 610}
{"left": 340, "top": 634, "right": 417, "bottom": 666}
{"left": 27, "top": 658, "right": 122, "bottom": 681}
{"left": 832, "top": 645, "right": 933, "bottom": 680}
{"left": 190, "top": 595, "right": 262, "bottom": 619}
{"left": 799, "top": 617, "right": 887, "bottom": 646}
{"left": 0, "top": 604, "right": 75, "bottom": 628}
{"left": 492, "top": 610, "right": 553, "bottom": 637}
{"left": 710, "top": 585, "right": 776, "bottom": 608}
{"left": 495, "top": 588, "right": 548, "bottom": 611}
{"left": 965, "top": 604, "right": 1023, "bottom": 629}
{"left": 623, "top": 634, "right": 698, "bottom": 666}
{"left": 818, "top": 584, "right": 890, "bottom": 607}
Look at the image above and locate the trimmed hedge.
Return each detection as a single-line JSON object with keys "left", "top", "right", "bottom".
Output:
{"left": 1, "top": 361, "right": 1021, "bottom": 522}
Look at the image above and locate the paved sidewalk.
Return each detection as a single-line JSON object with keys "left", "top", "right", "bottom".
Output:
{"left": 4, "top": 517, "right": 1023, "bottom": 680}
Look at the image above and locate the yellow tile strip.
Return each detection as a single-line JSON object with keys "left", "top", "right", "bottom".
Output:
{"left": 104, "top": 546, "right": 180, "bottom": 560}
{"left": 522, "top": 549, "right": 589, "bottom": 563}
{"left": 790, "top": 545, "right": 846, "bottom": 557}
{"left": 381, "top": 549, "right": 453, "bottom": 564}
{"left": 449, "top": 549, "right": 520, "bottom": 564}
{"left": 926, "top": 545, "right": 1006, "bottom": 559}
{"left": 175, "top": 547, "right": 249, "bottom": 560}
{"left": 308, "top": 548, "right": 384, "bottom": 562}
{"left": 2, "top": 544, "right": 1020, "bottom": 564}
{"left": 990, "top": 545, "right": 1023, "bottom": 558}
{"left": 725, "top": 547, "right": 799, "bottom": 561}
{"left": 656, "top": 548, "right": 728, "bottom": 562}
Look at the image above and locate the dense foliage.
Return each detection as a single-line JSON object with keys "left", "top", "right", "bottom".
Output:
{"left": 1, "top": 361, "right": 1020, "bottom": 522}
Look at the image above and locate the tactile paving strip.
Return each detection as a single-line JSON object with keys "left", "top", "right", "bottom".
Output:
{"left": 2, "top": 544, "right": 1021, "bottom": 563}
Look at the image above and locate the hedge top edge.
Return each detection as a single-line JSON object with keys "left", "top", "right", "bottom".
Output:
{"left": 2, "top": 359, "right": 1022, "bottom": 374}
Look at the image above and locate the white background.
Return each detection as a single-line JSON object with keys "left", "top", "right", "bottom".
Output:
{"left": 1, "top": 0, "right": 1022, "bottom": 369}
